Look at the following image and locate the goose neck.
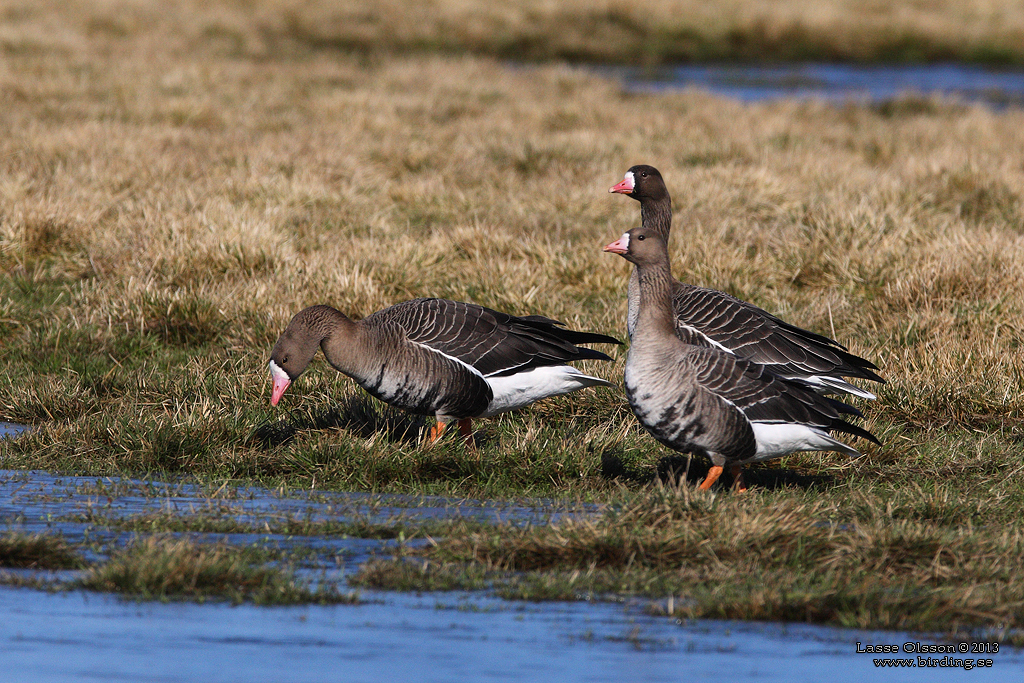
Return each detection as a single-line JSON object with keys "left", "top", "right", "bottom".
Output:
{"left": 634, "top": 261, "right": 677, "bottom": 340}
{"left": 640, "top": 197, "right": 672, "bottom": 239}
{"left": 317, "top": 309, "right": 364, "bottom": 375}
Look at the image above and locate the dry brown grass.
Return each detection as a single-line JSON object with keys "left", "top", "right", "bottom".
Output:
{"left": 12, "top": 1, "right": 1024, "bottom": 64}
{"left": 3, "top": 4, "right": 1024, "bottom": 428}
{"left": 0, "top": 5, "right": 1019, "bottom": 462}
{"left": 0, "top": 4, "right": 1020, "bottom": 447}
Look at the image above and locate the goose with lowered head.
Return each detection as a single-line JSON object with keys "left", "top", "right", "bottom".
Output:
{"left": 269, "top": 298, "right": 621, "bottom": 443}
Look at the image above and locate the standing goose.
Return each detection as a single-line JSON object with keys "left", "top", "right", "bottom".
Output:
{"left": 610, "top": 165, "right": 883, "bottom": 399}
{"left": 603, "top": 227, "right": 878, "bottom": 491}
{"left": 269, "top": 298, "right": 621, "bottom": 443}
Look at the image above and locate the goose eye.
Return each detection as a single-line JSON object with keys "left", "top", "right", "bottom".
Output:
{"left": 637, "top": 235, "right": 645, "bottom": 241}
{"left": 640, "top": 172, "right": 647, "bottom": 177}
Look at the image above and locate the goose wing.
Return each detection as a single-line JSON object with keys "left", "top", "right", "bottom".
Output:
{"left": 368, "top": 298, "right": 620, "bottom": 378}
{"left": 351, "top": 316, "right": 493, "bottom": 419}
{"left": 685, "top": 346, "right": 879, "bottom": 445}
{"left": 672, "top": 282, "right": 884, "bottom": 385}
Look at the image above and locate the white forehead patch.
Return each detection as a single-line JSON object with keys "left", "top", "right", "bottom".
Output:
{"left": 620, "top": 233, "right": 630, "bottom": 248}
{"left": 269, "top": 359, "right": 289, "bottom": 381}
{"left": 623, "top": 171, "right": 635, "bottom": 189}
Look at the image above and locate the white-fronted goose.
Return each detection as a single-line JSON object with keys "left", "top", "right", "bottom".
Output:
{"left": 603, "top": 227, "right": 878, "bottom": 491}
{"left": 269, "top": 298, "right": 621, "bottom": 443}
{"left": 610, "top": 165, "right": 883, "bottom": 399}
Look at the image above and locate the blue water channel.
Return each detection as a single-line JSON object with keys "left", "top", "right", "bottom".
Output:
{"left": 611, "top": 63, "right": 1024, "bottom": 106}
{"left": 0, "top": 462, "right": 1021, "bottom": 682}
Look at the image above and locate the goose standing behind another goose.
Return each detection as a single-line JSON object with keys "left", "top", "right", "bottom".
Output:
{"left": 269, "top": 298, "right": 621, "bottom": 444}
{"left": 604, "top": 227, "right": 878, "bottom": 491}
{"left": 610, "top": 165, "right": 884, "bottom": 399}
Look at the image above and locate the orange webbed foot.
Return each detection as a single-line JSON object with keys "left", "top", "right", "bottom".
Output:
{"left": 698, "top": 465, "right": 724, "bottom": 490}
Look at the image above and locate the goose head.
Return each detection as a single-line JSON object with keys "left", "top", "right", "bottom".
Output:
{"left": 609, "top": 165, "right": 669, "bottom": 203}
{"left": 602, "top": 226, "right": 669, "bottom": 267}
{"left": 268, "top": 305, "right": 341, "bottom": 406}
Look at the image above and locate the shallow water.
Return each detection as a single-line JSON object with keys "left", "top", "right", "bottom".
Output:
{"left": 1, "top": 422, "right": 28, "bottom": 438}
{"left": 610, "top": 63, "right": 1024, "bottom": 106}
{"left": 0, "top": 468, "right": 589, "bottom": 568}
{"left": 8, "top": 587, "right": 1020, "bottom": 683}
{"left": 1, "top": 467, "right": 1022, "bottom": 681}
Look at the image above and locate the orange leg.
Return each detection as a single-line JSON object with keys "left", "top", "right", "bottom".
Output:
{"left": 426, "top": 419, "right": 476, "bottom": 447}
{"left": 457, "top": 418, "right": 476, "bottom": 448}
{"left": 426, "top": 421, "right": 447, "bottom": 444}
{"left": 729, "top": 464, "right": 747, "bottom": 493}
{"left": 698, "top": 465, "right": 723, "bottom": 490}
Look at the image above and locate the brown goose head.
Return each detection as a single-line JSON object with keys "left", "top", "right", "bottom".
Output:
{"left": 602, "top": 226, "right": 670, "bottom": 269}
{"left": 268, "top": 305, "right": 343, "bottom": 406}
{"left": 609, "top": 165, "right": 669, "bottom": 204}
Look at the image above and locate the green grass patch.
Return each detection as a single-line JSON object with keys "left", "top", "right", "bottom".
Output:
{"left": 351, "top": 485, "right": 1024, "bottom": 637}
{"left": 68, "top": 507, "right": 504, "bottom": 542}
{"left": 269, "top": 1, "right": 1024, "bottom": 66}
{"left": 77, "top": 536, "right": 358, "bottom": 605}
{"left": 0, "top": 532, "right": 85, "bottom": 569}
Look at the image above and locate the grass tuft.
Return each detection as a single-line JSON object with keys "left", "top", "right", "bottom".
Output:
{"left": 0, "top": 532, "right": 85, "bottom": 569}
{"left": 354, "top": 485, "right": 1024, "bottom": 634}
{"left": 78, "top": 536, "right": 358, "bottom": 605}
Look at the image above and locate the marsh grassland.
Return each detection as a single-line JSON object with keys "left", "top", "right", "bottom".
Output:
{"left": 2, "top": 0, "right": 1024, "bottom": 638}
